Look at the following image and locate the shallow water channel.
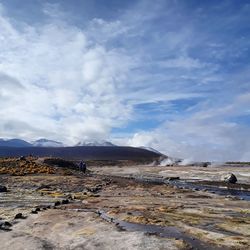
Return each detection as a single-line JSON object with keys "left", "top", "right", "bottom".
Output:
{"left": 168, "top": 180, "right": 250, "bottom": 201}
{"left": 129, "top": 174, "right": 250, "bottom": 201}
{"left": 98, "top": 210, "right": 228, "bottom": 250}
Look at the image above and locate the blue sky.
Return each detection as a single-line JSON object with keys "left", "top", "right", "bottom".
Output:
{"left": 0, "top": 0, "right": 250, "bottom": 161}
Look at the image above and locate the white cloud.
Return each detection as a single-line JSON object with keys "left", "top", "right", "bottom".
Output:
{"left": 0, "top": 2, "right": 198, "bottom": 144}
{"left": 159, "top": 56, "right": 205, "bottom": 69}
{"left": 0, "top": 5, "right": 136, "bottom": 144}
{"left": 127, "top": 93, "right": 250, "bottom": 161}
{"left": 0, "top": 1, "right": 249, "bottom": 161}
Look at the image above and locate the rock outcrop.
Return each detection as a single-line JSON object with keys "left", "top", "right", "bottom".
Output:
{"left": 222, "top": 173, "right": 237, "bottom": 184}
{"left": 0, "top": 185, "right": 7, "bottom": 192}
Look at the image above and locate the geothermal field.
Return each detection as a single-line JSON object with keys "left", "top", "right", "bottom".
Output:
{"left": 1, "top": 0, "right": 249, "bottom": 249}
{"left": 0, "top": 154, "right": 249, "bottom": 250}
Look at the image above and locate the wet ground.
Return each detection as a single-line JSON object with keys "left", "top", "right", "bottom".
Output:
{"left": 92, "top": 164, "right": 250, "bottom": 200}
{"left": 0, "top": 158, "right": 249, "bottom": 249}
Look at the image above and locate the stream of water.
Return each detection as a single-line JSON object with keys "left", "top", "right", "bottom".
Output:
{"left": 98, "top": 210, "right": 228, "bottom": 250}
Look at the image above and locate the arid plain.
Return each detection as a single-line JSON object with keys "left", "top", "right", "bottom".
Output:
{"left": 0, "top": 157, "right": 249, "bottom": 250}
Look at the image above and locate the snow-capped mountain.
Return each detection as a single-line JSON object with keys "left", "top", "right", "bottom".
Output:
{"left": 0, "top": 138, "right": 32, "bottom": 147}
{"left": 0, "top": 138, "right": 116, "bottom": 147}
{"left": 76, "top": 140, "right": 116, "bottom": 147}
{"left": 32, "top": 139, "right": 64, "bottom": 147}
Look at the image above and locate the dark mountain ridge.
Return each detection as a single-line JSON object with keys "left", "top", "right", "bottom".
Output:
{"left": 0, "top": 146, "right": 162, "bottom": 161}
{"left": 0, "top": 139, "right": 32, "bottom": 147}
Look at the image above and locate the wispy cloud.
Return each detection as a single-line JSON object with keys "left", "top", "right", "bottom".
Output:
{"left": 127, "top": 92, "right": 250, "bottom": 161}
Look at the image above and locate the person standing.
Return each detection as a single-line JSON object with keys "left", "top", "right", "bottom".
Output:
{"left": 79, "top": 160, "right": 83, "bottom": 172}
{"left": 83, "top": 162, "right": 86, "bottom": 173}
{"left": 79, "top": 160, "right": 87, "bottom": 173}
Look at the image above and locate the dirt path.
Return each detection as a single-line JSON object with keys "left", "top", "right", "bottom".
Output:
{"left": 1, "top": 209, "right": 178, "bottom": 250}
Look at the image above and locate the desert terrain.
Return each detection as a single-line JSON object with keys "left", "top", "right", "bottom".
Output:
{"left": 0, "top": 157, "right": 249, "bottom": 250}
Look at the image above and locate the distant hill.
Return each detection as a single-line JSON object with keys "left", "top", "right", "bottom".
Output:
{"left": 0, "top": 146, "right": 161, "bottom": 161}
{"left": 32, "top": 139, "right": 64, "bottom": 147}
{"left": 0, "top": 138, "right": 63, "bottom": 147}
{"left": 0, "top": 139, "right": 32, "bottom": 147}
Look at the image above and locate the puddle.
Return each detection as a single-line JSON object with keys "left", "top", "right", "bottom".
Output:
{"left": 98, "top": 210, "right": 228, "bottom": 250}
{"left": 96, "top": 173, "right": 250, "bottom": 201}
{"left": 128, "top": 175, "right": 250, "bottom": 201}
{"left": 167, "top": 181, "right": 250, "bottom": 201}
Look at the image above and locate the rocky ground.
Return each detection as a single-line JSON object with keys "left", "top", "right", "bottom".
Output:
{"left": 0, "top": 157, "right": 249, "bottom": 249}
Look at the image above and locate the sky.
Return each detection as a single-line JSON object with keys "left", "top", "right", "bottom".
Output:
{"left": 0, "top": 0, "right": 250, "bottom": 161}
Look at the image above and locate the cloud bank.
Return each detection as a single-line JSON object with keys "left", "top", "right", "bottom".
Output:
{"left": 0, "top": 3, "right": 134, "bottom": 143}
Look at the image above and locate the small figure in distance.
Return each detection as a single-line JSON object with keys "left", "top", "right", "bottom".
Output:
{"left": 83, "top": 161, "right": 87, "bottom": 173}
{"left": 79, "top": 160, "right": 83, "bottom": 172}
{"left": 79, "top": 160, "right": 87, "bottom": 173}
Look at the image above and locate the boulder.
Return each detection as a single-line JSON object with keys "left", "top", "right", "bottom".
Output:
{"left": 54, "top": 201, "right": 61, "bottom": 206}
{"left": 3, "top": 221, "right": 12, "bottom": 227}
{"left": 62, "top": 199, "right": 69, "bottom": 204}
{"left": 222, "top": 173, "right": 237, "bottom": 184}
{"left": 0, "top": 221, "right": 12, "bottom": 231}
{"left": 14, "top": 213, "right": 25, "bottom": 219}
{"left": 0, "top": 186, "right": 7, "bottom": 192}
{"left": 201, "top": 162, "right": 208, "bottom": 167}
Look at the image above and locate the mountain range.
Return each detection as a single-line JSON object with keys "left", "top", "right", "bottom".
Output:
{"left": 0, "top": 138, "right": 63, "bottom": 147}
{"left": 0, "top": 138, "right": 120, "bottom": 148}
{"left": 0, "top": 138, "right": 165, "bottom": 161}
{"left": 0, "top": 138, "right": 118, "bottom": 148}
{"left": 0, "top": 138, "right": 162, "bottom": 153}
